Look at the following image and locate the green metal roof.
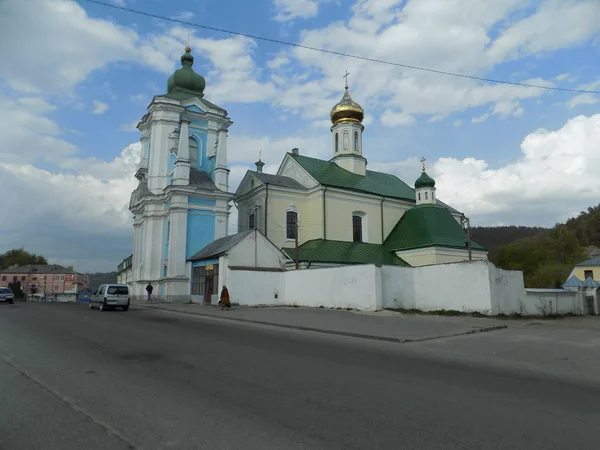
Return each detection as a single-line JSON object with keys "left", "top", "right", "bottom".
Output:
{"left": 282, "top": 239, "right": 409, "bottom": 266}
{"left": 384, "top": 204, "right": 486, "bottom": 252}
{"left": 289, "top": 153, "right": 416, "bottom": 201}
{"left": 415, "top": 171, "right": 435, "bottom": 189}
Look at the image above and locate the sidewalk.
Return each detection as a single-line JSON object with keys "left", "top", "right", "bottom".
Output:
{"left": 134, "top": 302, "right": 518, "bottom": 343}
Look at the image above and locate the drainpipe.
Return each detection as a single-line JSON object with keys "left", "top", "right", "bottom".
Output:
{"left": 322, "top": 187, "right": 328, "bottom": 239}
{"left": 380, "top": 197, "right": 385, "bottom": 243}
{"left": 264, "top": 182, "right": 269, "bottom": 236}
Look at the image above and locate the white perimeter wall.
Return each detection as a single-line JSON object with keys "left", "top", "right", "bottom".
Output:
{"left": 226, "top": 260, "right": 551, "bottom": 315}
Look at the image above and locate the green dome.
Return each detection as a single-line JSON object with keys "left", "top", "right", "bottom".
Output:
{"left": 167, "top": 47, "right": 206, "bottom": 95}
{"left": 415, "top": 171, "right": 435, "bottom": 189}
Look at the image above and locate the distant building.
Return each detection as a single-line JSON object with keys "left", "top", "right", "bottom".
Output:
{"left": 567, "top": 256, "right": 600, "bottom": 283}
{"left": 117, "top": 255, "right": 133, "bottom": 285}
{"left": 0, "top": 264, "right": 89, "bottom": 296}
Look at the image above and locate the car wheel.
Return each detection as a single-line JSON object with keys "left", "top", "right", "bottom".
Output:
{"left": 9, "top": 299, "right": 13, "bottom": 304}
{"left": 99, "top": 302, "right": 105, "bottom": 311}
{"left": 122, "top": 305, "right": 129, "bottom": 311}
{"left": 89, "top": 300, "right": 94, "bottom": 309}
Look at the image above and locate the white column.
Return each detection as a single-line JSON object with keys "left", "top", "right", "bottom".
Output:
{"left": 214, "top": 127, "right": 230, "bottom": 192}
{"left": 206, "top": 128, "right": 217, "bottom": 158}
{"left": 216, "top": 128, "right": 228, "bottom": 167}
{"left": 168, "top": 207, "right": 188, "bottom": 277}
{"left": 173, "top": 119, "right": 191, "bottom": 186}
{"left": 132, "top": 223, "right": 140, "bottom": 282}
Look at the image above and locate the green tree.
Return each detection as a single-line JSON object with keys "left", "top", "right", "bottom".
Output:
{"left": 0, "top": 248, "right": 48, "bottom": 270}
{"left": 7, "top": 280, "right": 23, "bottom": 298}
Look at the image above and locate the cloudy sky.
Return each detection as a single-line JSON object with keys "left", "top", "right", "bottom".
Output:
{"left": 1, "top": 0, "right": 599, "bottom": 272}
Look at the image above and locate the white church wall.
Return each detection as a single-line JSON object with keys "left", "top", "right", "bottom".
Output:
{"left": 226, "top": 268, "right": 285, "bottom": 307}
{"left": 520, "top": 289, "right": 583, "bottom": 315}
{"left": 488, "top": 265, "right": 526, "bottom": 315}
{"left": 381, "top": 265, "right": 415, "bottom": 310}
{"left": 227, "top": 231, "right": 287, "bottom": 269}
{"left": 413, "top": 261, "right": 493, "bottom": 313}
{"left": 284, "top": 264, "right": 382, "bottom": 310}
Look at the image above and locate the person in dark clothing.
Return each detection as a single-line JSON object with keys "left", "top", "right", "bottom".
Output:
{"left": 146, "top": 283, "right": 153, "bottom": 302}
{"left": 219, "top": 286, "right": 231, "bottom": 310}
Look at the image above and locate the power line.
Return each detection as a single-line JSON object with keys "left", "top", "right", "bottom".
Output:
{"left": 82, "top": 0, "right": 600, "bottom": 95}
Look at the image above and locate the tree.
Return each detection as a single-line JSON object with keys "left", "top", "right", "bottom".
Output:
{"left": 491, "top": 202, "right": 600, "bottom": 288}
{"left": 8, "top": 280, "right": 23, "bottom": 298}
{"left": 0, "top": 248, "right": 48, "bottom": 270}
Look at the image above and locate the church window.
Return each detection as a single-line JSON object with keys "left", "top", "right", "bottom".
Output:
{"left": 250, "top": 179, "right": 255, "bottom": 189}
{"left": 249, "top": 213, "right": 255, "bottom": 230}
{"left": 335, "top": 133, "right": 339, "bottom": 152}
{"left": 354, "top": 131, "right": 359, "bottom": 152}
{"left": 343, "top": 130, "right": 350, "bottom": 150}
{"left": 286, "top": 210, "right": 298, "bottom": 240}
{"left": 418, "top": 192, "right": 421, "bottom": 201}
{"left": 425, "top": 192, "right": 428, "bottom": 200}
{"left": 191, "top": 266, "right": 205, "bottom": 295}
{"left": 352, "top": 215, "right": 363, "bottom": 243}
{"left": 189, "top": 137, "right": 199, "bottom": 168}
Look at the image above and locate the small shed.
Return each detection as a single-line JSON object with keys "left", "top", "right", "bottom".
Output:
{"left": 187, "top": 229, "right": 286, "bottom": 304}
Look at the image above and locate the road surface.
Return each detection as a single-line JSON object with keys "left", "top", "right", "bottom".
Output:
{"left": 1, "top": 303, "right": 599, "bottom": 449}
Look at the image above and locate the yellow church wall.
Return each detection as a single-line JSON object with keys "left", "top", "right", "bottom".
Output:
{"left": 397, "top": 247, "right": 488, "bottom": 267}
{"left": 570, "top": 266, "right": 599, "bottom": 282}
{"left": 323, "top": 190, "right": 413, "bottom": 244}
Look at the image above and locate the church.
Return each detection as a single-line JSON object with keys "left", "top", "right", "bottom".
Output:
{"left": 234, "top": 77, "right": 487, "bottom": 269}
{"left": 128, "top": 46, "right": 487, "bottom": 304}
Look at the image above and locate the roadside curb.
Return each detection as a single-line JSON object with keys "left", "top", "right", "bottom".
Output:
{"left": 136, "top": 305, "right": 509, "bottom": 344}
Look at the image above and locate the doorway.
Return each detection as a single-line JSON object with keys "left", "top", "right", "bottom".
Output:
{"left": 204, "top": 274, "right": 214, "bottom": 304}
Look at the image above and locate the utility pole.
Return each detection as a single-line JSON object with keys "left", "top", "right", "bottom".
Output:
{"left": 254, "top": 205, "right": 258, "bottom": 267}
{"left": 294, "top": 220, "right": 299, "bottom": 270}
{"left": 462, "top": 214, "right": 472, "bottom": 261}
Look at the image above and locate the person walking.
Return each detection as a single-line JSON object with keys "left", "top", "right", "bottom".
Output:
{"left": 146, "top": 283, "right": 153, "bottom": 303}
{"left": 219, "top": 286, "right": 231, "bottom": 310}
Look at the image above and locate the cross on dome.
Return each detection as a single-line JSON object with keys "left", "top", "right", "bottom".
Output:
{"left": 343, "top": 70, "right": 350, "bottom": 89}
{"left": 420, "top": 157, "right": 427, "bottom": 172}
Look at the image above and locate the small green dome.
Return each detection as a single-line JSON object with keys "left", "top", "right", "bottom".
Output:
{"left": 415, "top": 171, "right": 435, "bottom": 189}
{"left": 167, "top": 47, "right": 206, "bottom": 95}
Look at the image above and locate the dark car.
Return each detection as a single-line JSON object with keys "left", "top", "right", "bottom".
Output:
{"left": 0, "top": 287, "right": 15, "bottom": 304}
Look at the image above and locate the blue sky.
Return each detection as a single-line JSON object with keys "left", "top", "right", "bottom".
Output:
{"left": 1, "top": 0, "right": 599, "bottom": 271}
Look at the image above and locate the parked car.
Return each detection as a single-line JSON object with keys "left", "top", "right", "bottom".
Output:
{"left": 89, "top": 284, "right": 130, "bottom": 311}
{"left": 0, "top": 287, "right": 15, "bottom": 304}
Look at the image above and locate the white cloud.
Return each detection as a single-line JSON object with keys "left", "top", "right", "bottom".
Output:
{"left": 173, "top": 11, "right": 195, "bottom": 21}
{"left": 272, "top": 0, "right": 321, "bottom": 22}
{"left": 92, "top": 100, "right": 109, "bottom": 114}
{"left": 268, "top": 0, "right": 600, "bottom": 122}
{"left": 429, "top": 114, "right": 600, "bottom": 225}
{"left": 472, "top": 113, "right": 489, "bottom": 124}
{"left": 380, "top": 109, "right": 416, "bottom": 126}
{"left": 566, "top": 79, "right": 600, "bottom": 108}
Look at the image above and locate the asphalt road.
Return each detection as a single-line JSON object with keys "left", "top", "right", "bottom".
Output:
{"left": 1, "top": 303, "right": 599, "bottom": 450}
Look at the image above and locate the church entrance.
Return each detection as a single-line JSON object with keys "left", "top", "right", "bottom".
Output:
{"left": 204, "top": 275, "right": 214, "bottom": 304}
{"left": 191, "top": 263, "right": 219, "bottom": 305}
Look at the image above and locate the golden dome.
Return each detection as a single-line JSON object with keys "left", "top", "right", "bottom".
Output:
{"left": 330, "top": 86, "right": 364, "bottom": 126}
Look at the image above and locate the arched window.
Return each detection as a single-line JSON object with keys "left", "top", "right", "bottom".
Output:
{"left": 343, "top": 130, "right": 350, "bottom": 150}
{"left": 286, "top": 210, "right": 298, "bottom": 240}
{"left": 354, "top": 131, "right": 359, "bottom": 152}
{"left": 335, "top": 133, "right": 339, "bottom": 152}
{"left": 189, "top": 137, "right": 199, "bottom": 168}
{"left": 425, "top": 191, "right": 428, "bottom": 200}
{"left": 418, "top": 192, "right": 421, "bottom": 201}
{"left": 249, "top": 213, "right": 255, "bottom": 230}
{"left": 352, "top": 211, "right": 367, "bottom": 243}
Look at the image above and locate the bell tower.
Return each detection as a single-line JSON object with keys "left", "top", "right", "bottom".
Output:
{"left": 329, "top": 71, "right": 367, "bottom": 176}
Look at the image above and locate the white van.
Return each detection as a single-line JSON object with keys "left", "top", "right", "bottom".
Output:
{"left": 89, "top": 284, "right": 130, "bottom": 311}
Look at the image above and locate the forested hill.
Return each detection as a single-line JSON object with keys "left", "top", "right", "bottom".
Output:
{"left": 86, "top": 272, "right": 118, "bottom": 290}
{"left": 488, "top": 204, "right": 600, "bottom": 288}
{"left": 470, "top": 226, "right": 547, "bottom": 252}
